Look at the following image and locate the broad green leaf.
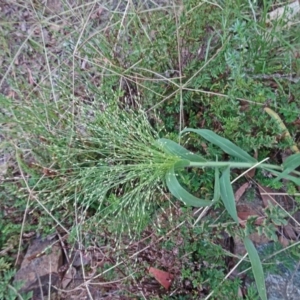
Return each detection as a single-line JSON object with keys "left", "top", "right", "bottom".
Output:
{"left": 157, "top": 138, "right": 206, "bottom": 162}
{"left": 243, "top": 237, "right": 267, "bottom": 300}
{"left": 166, "top": 161, "right": 212, "bottom": 207}
{"left": 214, "top": 167, "right": 220, "bottom": 202}
{"left": 181, "top": 128, "right": 257, "bottom": 163}
{"left": 220, "top": 166, "right": 239, "bottom": 223}
{"left": 274, "top": 153, "right": 300, "bottom": 182}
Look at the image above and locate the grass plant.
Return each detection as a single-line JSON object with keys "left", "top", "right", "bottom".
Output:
{"left": 1, "top": 0, "right": 300, "bottom": 298}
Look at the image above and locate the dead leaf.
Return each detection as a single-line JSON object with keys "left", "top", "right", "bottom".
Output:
{"left": 148, "top": 267, "right": 174, "bottom": 290}
{"left": 42, "top": 167, "right": 58, "bottom": 177}
{"left": 249, "top": 232, "right": 272, "bottom": 245}
{"left": 235, "top": 182, "right": 250, "bottom": 202}
{"left": 46, "top": 0, "right": 62, "bottom": 14}
{"left": 7, "top": 90, "right": 16, "bottom": 99}
{"left": 283, "top": 224, "right": 298, "bottom": 240}
{"left": 61, "top": 266, "right": 76, "bottom": 289}
{"left": 234, "top": 237, "right": 247, "bottom": 256}
{"left": 237, "top": 212, "right": 264, "bottom": 226}
{"left": 237, "top": 204, "right": 264, "bottom": 226}
{"left": 279, "top": 235, "right": 290, "bottom": 247}
{"left": 26, "top": 67, "right": 35, "bottom": 85}
{"left": 201, "top": 142, "right": 208, "bottom": 154}
{"left": 81, "top": 55, "right": 89, "bottom": 70}
{"left": 91, "top": 8, "right": 104, "bottom": 19}
{"left": 258, "top": 185, "right": 277, "bottom": 207}
{"left": 238, "top": 286, "right": 243, "bottom": 298}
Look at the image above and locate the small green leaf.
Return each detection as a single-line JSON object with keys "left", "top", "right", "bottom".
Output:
{"left": 157, "top": 138, "right": 206, "bottom": 162}
{"left": 220, "top": 166, "right": 239, "bottom": 223}
{"left": 214, "top": 167, "right": 220, "bottom": 202}
{"left": 181, "top": 128, "right": 257, "bottom": 162}
{"left": 243, "top": 237, "right": 267, "bottom": 300}
{"left": 166, "top": 161, "right": 212, "bottom": 207}
{"left": 274, "top": 153, "right": 300, "bottom": 182}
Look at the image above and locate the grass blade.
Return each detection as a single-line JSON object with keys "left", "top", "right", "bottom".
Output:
{"left": 274, "top": 153, "right": 300, "bottom": 182}
{"left": 243, "top": 237, "right": 267, "bottom": 300}
{"left": 166, "top": 161, "right": 212, "bottom": 207}
{"left": 181, "top": 128, "right": 257, "bottom": 162}
{"left": 157, "top": 138, "right": 207, "bottom": 162}
{"left": 283, "top": 153, "right": 300, "bottom": 169}
{"left": 214, "top": 167, "right": 220, "bottom": 202}
{"left": 220, "top": 166, "right": 239, "bottom": 223}
{"left": 266, "top": 168, "right": 300, "bottom": 185}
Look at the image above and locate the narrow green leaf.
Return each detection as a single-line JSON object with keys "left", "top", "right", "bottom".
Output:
{"left": 157, "top": 138, "right": 206, "bottom": 162}
{"left": 283, "top": 153, "right": 300, "bottom": 169}
{"left": 220, "top": 166, "right": 239, "bottom": 223}
{"left": 274, "top": 153, "right": 300, "bottom": 182}
{"left": 181, "top": 128, "right": 257, "bottom": 162}
{"left": 243, "top": 237, "right": 267, "bottom": 300}
{"left": 166, "top": 161, "right": 212, "bottom": 207}
{"left": 266, "top": 168, "right": 300, "bottom": 186}
{"left": 214, "top": 167, "right": 220, "bottom": 202}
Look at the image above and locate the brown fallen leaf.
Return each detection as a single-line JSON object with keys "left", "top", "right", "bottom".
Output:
{"left": 7, "top": 90, "right": 16, "bottom": 99}
{"left": 249, "top": 232, "right": 272, "bottom": 245}
{"left": 61, "top": 266, "right": 76, "bottom": 289}
{"left": 279, "top": 235, "right": 290, "bottom": 247}
{"left": 234, "top": 237, "right": 247, "bottom": 256}
{"left": 237, "top": 212, "right": 264, "bottom": 226}
{"left": 283, "top": 224, "right": 298, "bottom": 240}
{"left": 91, "top": 7, "right": 104, "bottom": 19}
{"left": 237, "top": 204, "right": 265, "bottom": 227}
{"left": 258, "top": 185, "right": 277, "bottom": 207}
{"left": 235, "top": 182, "right": 250, "bottom": 203}
{"left": 148, "top": 267, "right": 174, "bottom": 290}
{"left": 238, "top": 286, "right": 243, "bottom": 298}
{"left": 26, "top": 66, "right": 36, "bottom": 86}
